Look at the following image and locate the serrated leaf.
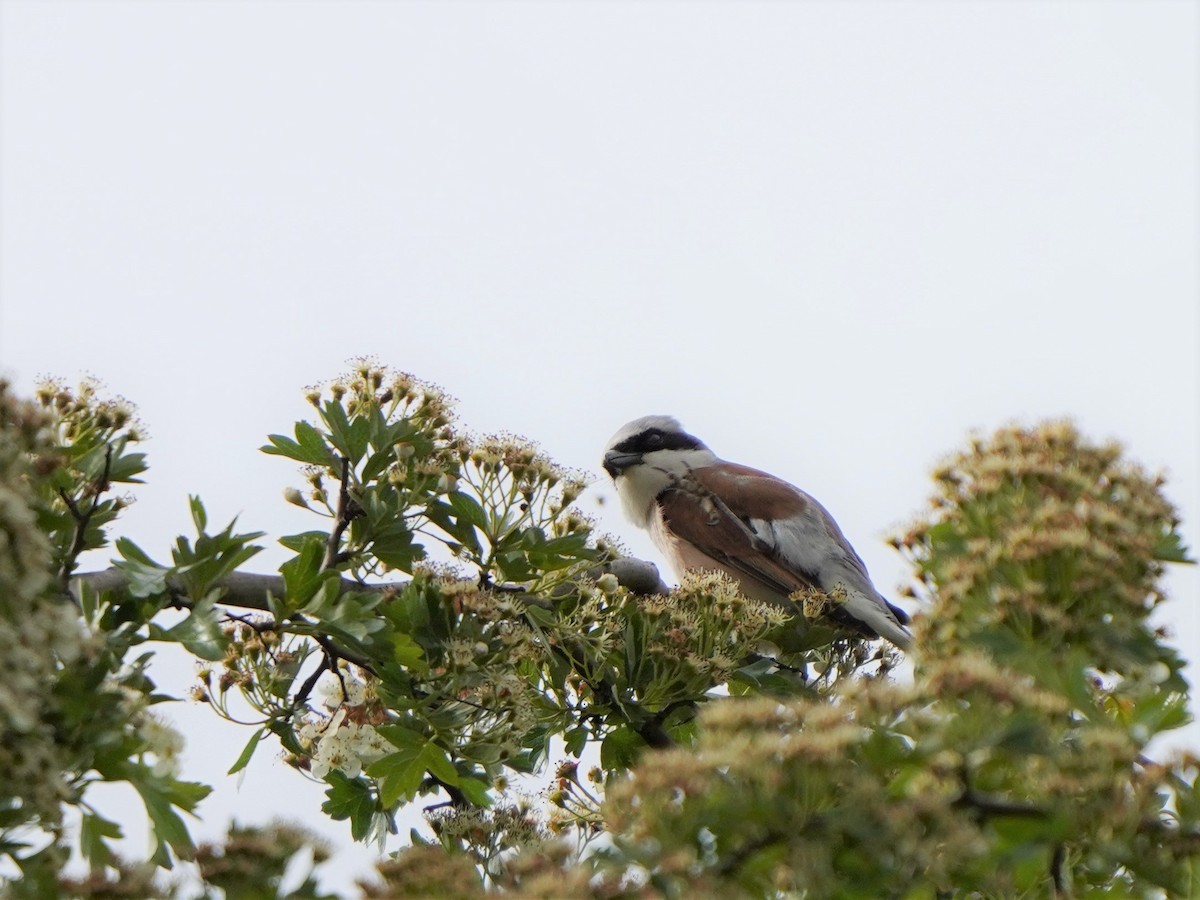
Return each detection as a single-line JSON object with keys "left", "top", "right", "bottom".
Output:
{"left": 391, "top": 632, "right": 426, "bottom": 670}
{"left": 321, "top": 401, "right": 369, "bottom": 462}
{"left": 107, "top": 449, "right": 148, "bottom": 484}
{"left": 80, "top": 812, "right": 122, "bottom": 868}
{"left": 321, "top": 772, "right": 377, "bottom": 841}
{"left": 601, "top": 725, "right": 646, "bottom": 771}
{"left": 262, "top": 424, "right": 338, "bottom": 467}
{"left": 421, "top": 745, "right": 460, "bottom": 786}
{"left": 426, "top": 500, "right": 482, "bottom": 556}
{"left": 281, "top": 534, "right": 327, "bottom": 608}
{"left": 153, "top": 593, "right": 227, "bottom": 660}
{"left": 280, "top": 530, "right": 332, "bottom": 553}
{"left": 134, "top": 780, "right": 198, "bottom": 861}
{"left": 160, "top": 777, "right": 212, "bottom": 812}
{"left": 294, "top": 420, "right": 338, "bottom": 467}
{"left": 366, "top": 747, "right": 426, "bottom": 806}
{"left": 564, "top": 727, "right": 588, "bottom": 758}
{"left": 1154, "top": 530, "right": 1196, "bottom": 564}
{"left": 114, "top": 537, "right": 170, "bottom": 598}
{"left": 75, "top": 578, "right": 103, "bottom": 625}
{"left": 458, "top": 776, "right": 493, "bottom": 808}
{"left": 376, "top": 724, "right": 426, "bottom": 749}
{"left": 261, "top": 434, "right": 306, "bottom": 460}
{"left": 448, "top": 492, "right": 489, "bottom": 531}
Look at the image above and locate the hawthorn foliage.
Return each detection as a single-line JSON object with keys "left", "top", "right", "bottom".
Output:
{"left": 0, "top": 366, "right": 1196, "bottom": 898}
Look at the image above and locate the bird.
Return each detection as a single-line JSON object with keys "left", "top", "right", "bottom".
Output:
{"left": 602, "top": 415, "right": 912, "bottom": 649}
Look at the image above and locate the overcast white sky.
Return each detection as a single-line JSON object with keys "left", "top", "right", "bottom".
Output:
{"left": 2, "top": 0, "right": 1197, "bottom": 892}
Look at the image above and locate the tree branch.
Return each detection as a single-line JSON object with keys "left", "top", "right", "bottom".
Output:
{"left": 70, "top": 557, "right": 669, "bottom": 615}
{"left": 322, "top": 456, "right": 355, "bottom": 571}
{"left": 953, "top": 789, "right": 1047, "bottom": 821}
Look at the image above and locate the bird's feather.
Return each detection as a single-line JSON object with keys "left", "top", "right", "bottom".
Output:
{"left": 653, "top": 463, "right": 912, "bottom": 647}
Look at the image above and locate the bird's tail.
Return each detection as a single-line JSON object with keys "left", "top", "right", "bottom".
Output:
{"left": 845, "top": 591, "right": 913, "bottom": 650}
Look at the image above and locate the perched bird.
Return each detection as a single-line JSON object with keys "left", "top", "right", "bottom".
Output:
{"left": 602, "top": 415, "right": 912, "bottom": 649}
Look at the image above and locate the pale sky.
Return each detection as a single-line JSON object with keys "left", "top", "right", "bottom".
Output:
{"left": 2, "top": 1, "right": 1196, "bottom": 892}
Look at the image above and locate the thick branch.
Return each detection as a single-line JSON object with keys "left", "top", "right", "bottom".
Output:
{"left": 71, "top": 557, "right": 669, "bottom": 614}
{"left": 953, "top": 789, "right": 1047, "bottom": 821}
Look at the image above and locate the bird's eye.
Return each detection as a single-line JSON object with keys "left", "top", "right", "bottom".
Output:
{"left": 644, "top": 431, "right": 664, "bottom": 449}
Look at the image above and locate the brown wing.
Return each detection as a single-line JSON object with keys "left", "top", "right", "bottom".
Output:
{"left": 655, "top": 463, "right": 819, "bottom": 599}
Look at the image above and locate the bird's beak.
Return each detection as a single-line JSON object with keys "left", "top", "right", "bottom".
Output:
{"left": 603, "top": 451, "right": 641, "bottom": 479}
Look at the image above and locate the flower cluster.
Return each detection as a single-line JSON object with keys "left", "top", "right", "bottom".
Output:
{"left": 892, "top": 421, "right": 1188, "bottom": 681}
{"left": 308, "top": 359, "right": 457, "bottom": 432}
{"left": 296, "top": 668, "right": 392, "bottom": 779}
{"left": 196, "top": 821, "right": 332, "bottom": 896}
{"left": 426, "top": 797, "right": 549, "bottom": 879}
{"left": 600, "top": 641, "right": 1195, "bottom": 897}
{"left": 295, "top": 362, "right": 466, "bottom": 536}
{"left": 450, "top": 432, "right": 594, "bottom": 586}
{"left": 35, "top": 376, "right": 145, "bottom": 444}
{"left": 0, "top": 382, "right": 92, "bottom": 841}
{"left": 196, "top": 617, "right": 304, "bottom": 724}
{"left": 362, "top": 845, "right": 484, "bottom": 898}
{"left": 406, "top": 576, "right": 553, "bottom": 766}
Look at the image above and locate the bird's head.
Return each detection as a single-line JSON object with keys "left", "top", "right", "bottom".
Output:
{"left": 603, "top": 415, "right": 716, "bottom": 526}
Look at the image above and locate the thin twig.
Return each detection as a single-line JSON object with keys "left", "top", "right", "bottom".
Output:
{"left": 313, "top": 633, "right": 377, "bottom": 677}
{"left": 322, "top": 457, "right": 353, "bottom": 571}
{"left": 426, "top": 775, "right": 469, "bottom": 809}
{"left": 222, "top": 611, "right": 281, "bottom": 664}
{"left": 293, "top": 654, "right": 331, "bottom": 707}
{"left": 58, "top": 445, "right": 113, "bottom": 589}
{"left": 1050, "top": 843, "right": 1068, "bottom": 897}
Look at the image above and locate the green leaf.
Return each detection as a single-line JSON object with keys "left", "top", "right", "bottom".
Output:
{"left": 564, "top": 727, "right": 588, "bottom": 758}
{"left": 152, "top": 593, "right": 227, "bottom": 660}
{"left": 376, "top": 724, "right": 427, "bottom": 750}
{"left": 159, "top": 776, "right": 212, "bottom": 812}
{"left": 227, "top": 727, "right": 266, "bottom": 775}
{"left": 425, "top": 499, "right": 483, "bottom": 557}
{"left": 80, "top": 812, "right": 122, "bottom": 868}
{"left": 1154, "top": 530, "right": 1196, "bottom": 564}
{"left": 321, "top": 772, "right": 378, "bottom": 841}
{"left": 448, "top": 492, "right": 489, "bottom": 531}
{"left": 114, "top": 537, "right": 169, "bottom": 598}
{"left": 107, "top": 448, "right": 148, "bottom": 484}
{"left": 1132, "top": 690, "right": 1192, "bottom": 736}
{"left": 280, "top": 530, "right": 332, "bottom": 553}
{"left": 321, "top": 401, "right": 370, "bottom": 462}
{"left": 421, "top": 745, "right": 460, "bottom": 786}
{"left": 601, "top": 725, "right": 646, "bottom": 771}
{"left": 133, "top": 779, "right": 199, "bottom": 861}
{"left": 295, "top": 420, "right": 338, "bottom": 467}
{"left": 169, "top": 507, "right": 265, "bottom": 600}
{"left": 189, "top": 495, "right": 207, "bottom": 533}
{"left": 390, "top": 632, "right": 426, "bottom": 670}
{"left": 367, "top": 747, "right": 427, "bottom": 806}
{"left": 280, "top": 534, "right": 327, "bottom": 608}
{"left": 458, "top": 776, "right": 493, "bottom": 808}
{"left": 261, "top": 433, "right": 305, "bottom": 460}
{"left": 75, "top": 578, "right": 103, "bottom": 625}
{"left": 262, "top": 423, "right": 338, "bottom": 467}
